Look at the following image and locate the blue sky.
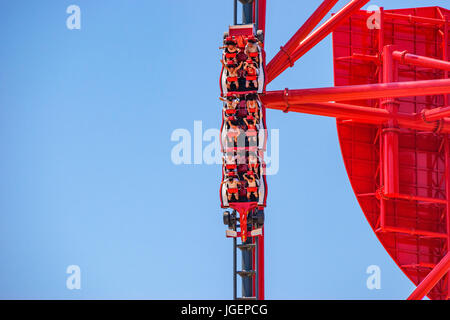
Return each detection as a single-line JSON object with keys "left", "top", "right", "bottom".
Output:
{"left": 0, "top": 0, "right": 448, "bottom": 299}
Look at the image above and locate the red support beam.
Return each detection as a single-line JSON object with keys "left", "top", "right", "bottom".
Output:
{"left": 252, "top": 235, "right": 256, "bottom": 297}
{"left": 378, "top": 8, "right": 386, "bottom": 232}
{"left": 443, "top": 21, "right": 449, "bottom": 106}
{"left": 384, "top": 12, "right": 447, "bottom": 26}
{"left": 261, "top": 79, "right": 450, "bottom": 107}
{"left": 265, "top": 0, "right": 339, "bottom": 83}
{"left": 393, "top": 50, "right": 450, "bottom": 72}
{"left": 423, "top": 106, "right": 450, "bottom": 122}
{"left": 381, "top": 45, "right": 399, "bottom": 196}
{"left": 407, "top": 252, "right": 450, "bottom": 300}
{"left": 377, "top": 226, "right": 448, "bottom": 239}
{"left": 445, "top": 137, "right": 450, "bottom": 300}
{"left": 266, "top": 0, "right": 369, "bottom": 84}
{"left": 382, "top": 193, "right": 447, "bottom": 205}
{"left": 257, "top": 0, "right": 266, "bottom": 36}
{"left": 252, "top": 0, "right": 256, "bottom": 23}
{"left": 257, "top": 227, "right": 264, "bottom": 300}
{"left": 335, "top": 53, "right": 380, "bottom": 63}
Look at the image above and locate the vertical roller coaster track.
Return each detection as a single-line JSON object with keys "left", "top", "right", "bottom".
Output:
{"left": 219, "top": 0, "right": 450, "bottom": 300}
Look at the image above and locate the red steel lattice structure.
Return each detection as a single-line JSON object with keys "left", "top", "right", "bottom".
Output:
{"left": 225, "top": 0, "right": 450, "bottom": 300}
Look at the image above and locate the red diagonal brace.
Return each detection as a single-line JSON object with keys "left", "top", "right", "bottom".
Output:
{"left": 266, "top": 0, "right": 339, "bottom": 81}
{"left": 266, "top": 0, "right": 369, "bottom": 83}
{"left": 407, "top": 252, "right": 450, "bottom": 300}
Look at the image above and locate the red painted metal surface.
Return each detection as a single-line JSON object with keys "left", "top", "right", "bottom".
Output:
{"left": 257, "top": 0, "right": 266, "bottom": 35}
{"left": 332, "top": 7, "right": 450, "bottom": 300}
{"left": 230, "top": 202, "right": 258, "bottom": 243}
{"left": 392, "top": 50, "right": 450, "bottom": 72}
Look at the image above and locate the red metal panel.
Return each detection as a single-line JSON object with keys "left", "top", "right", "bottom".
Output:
{"left": 333, "top": 7, "right": 450, "bottom": 300}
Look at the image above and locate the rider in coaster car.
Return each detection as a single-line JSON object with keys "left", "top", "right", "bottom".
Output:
{"left": 223, "top": 152, "right": 237, "bottom": 173}
{"left": 244, "top": 59, "right": 258, "bottom": 90}
{"left": 226, "top": 121, "right": 241, "bottom": 146}
{"left": 244, "top": 171, "right": 259, "bottom": 200}
{"left": 221, "top": 59, "right": 243, "bottom": 91}
{"left": 221, "top": 36, "right": 239, "bottom": 66}
{"left": 244, "top": 114, "right": 258, "bottom": 144}
{"left": 247, "top": 110, "right": 259, "bottom": 125}
{"left": 225, "top": 176, "right": 240, "bottom": 201}
{"left": 248, "top": 152, "right": 260, "bottom": 179}
{"left": 220, "top": 95, "right": 238, "bottom": 119}
{"left": 245, "top": 35, "right": 261, "bottom": 66}
{"left": 223, "top": 110, "right": 237, "bottom": 129}
{"left": 236, "top": 150, "right": 247, "bottom": 167}
{"left": 246, "top": 94, "right": 259, "bottom": 121}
